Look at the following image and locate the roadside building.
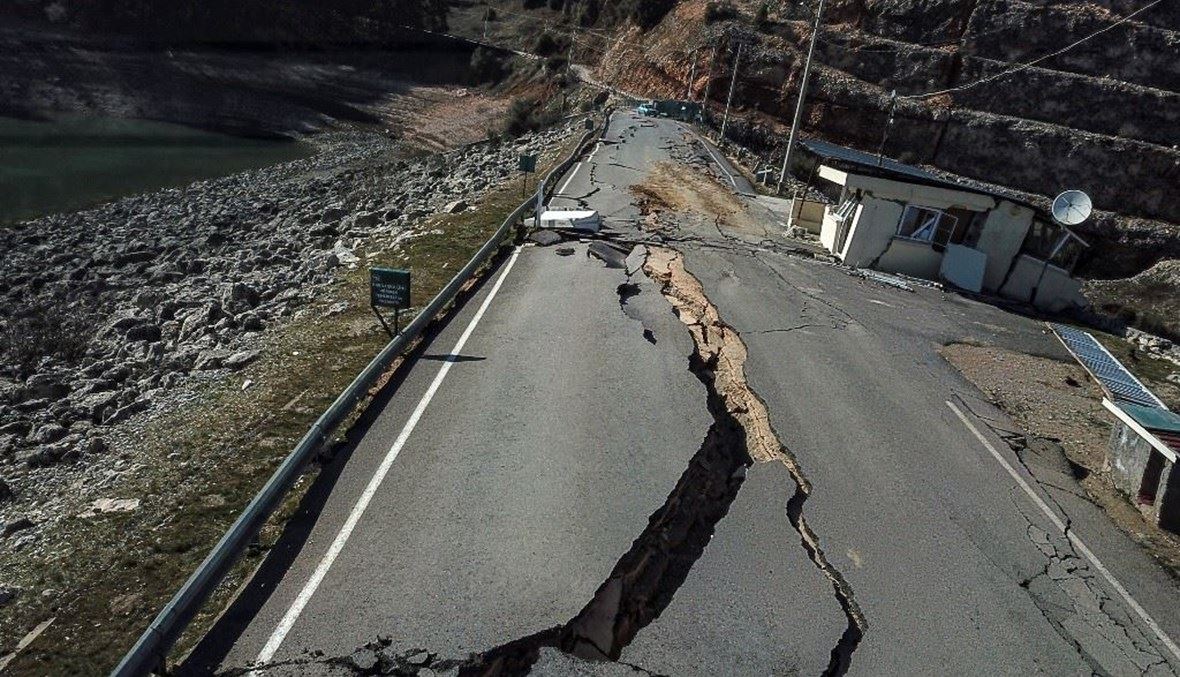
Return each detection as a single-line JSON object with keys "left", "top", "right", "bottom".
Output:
{"left": 1104, "top": 402, "right": 1180, "bottom": 531}
{"left": 1051, "top": 324, "right": 1180, "bottom": 532}
{"left": 797, "top": 140, "right": 1089, "bottom": 312}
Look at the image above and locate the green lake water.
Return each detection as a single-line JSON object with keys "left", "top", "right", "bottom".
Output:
{"left": 0, "top": 116, "right": 312, "bottom": 224}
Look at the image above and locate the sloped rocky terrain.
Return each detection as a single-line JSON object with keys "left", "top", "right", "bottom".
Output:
{"left": 0, "top": 124, "right": 571, "bottom": 508}
{"left": 460, "top": 0, "right": 1177, "bottom": 335}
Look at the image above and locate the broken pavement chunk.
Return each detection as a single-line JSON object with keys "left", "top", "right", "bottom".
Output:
{"left": 528, "top": 229, "right": 563, "bottom": 246}
{"left": 587, "top": 242, "right": 628, "bottom": 269}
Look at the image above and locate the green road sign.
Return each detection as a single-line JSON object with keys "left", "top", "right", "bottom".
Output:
{"left": 518, "top": 153, "right": 538, "bottom": 173}
{"left": 370, "top": 267, "right": 411, "bottom": 309}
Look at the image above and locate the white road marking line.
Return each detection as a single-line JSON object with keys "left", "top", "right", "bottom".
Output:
{"left": 252, "top": 247, "right": 525, "bottom": 667}
{"left": 0, "top": 617, "right": 54, "bottom": 672}
{"left": 553, "top": 142, "right": 602, "bottom": 203}
{"left": 556, "top": 161, "right": 583, "bottom": 196}
{"left": 700, "top": 140, "right": 739, "bottom": 189}
{"left": 679, "top": 123, "right": 738, "bottom": 189}
{"left": 947, "top": 399, "right": 1180, "bottom": 663}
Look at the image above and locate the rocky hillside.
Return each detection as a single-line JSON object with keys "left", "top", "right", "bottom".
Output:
{"left": 450, "top": 0, "right": 1178, "bottom": 335}
{"left": 579, "top": 0, "right": 1178, "bottom": 275}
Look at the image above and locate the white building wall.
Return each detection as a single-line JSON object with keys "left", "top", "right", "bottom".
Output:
{"left": 842, "top": 196, "right": 903, "bottom": 267}
{"left": 999, "top": 255, "right": 1088, "bottom": 312}
{"left": 977, "top": 200, "right": 1034, "bottom": 292}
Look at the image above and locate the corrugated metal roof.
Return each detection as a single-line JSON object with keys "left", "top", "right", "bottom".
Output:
{"left": 1121, "top": 402, "right": 1180, "bottom": 434}
{"left": 1050, "top": 323, "right": 1169, "bottom": 410}
{"left": 801, "top": 139, "right": 954, "bottom": 187}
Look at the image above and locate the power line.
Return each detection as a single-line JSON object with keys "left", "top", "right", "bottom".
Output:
{"left": 899, "top": 0, "right": 1166, "bottom": 99}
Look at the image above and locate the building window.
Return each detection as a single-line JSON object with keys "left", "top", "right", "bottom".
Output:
{"left": 1020, "top": 221, "right": 1087, "bottom": 272}
{"left": 1021, "top": 220, "right": 1061, "bottom": 260}
{"left": 897, "top": 205, "right": 959, "bottom": 247}
{"left": 833, "top": 197, "right": 858, "bottom": 223}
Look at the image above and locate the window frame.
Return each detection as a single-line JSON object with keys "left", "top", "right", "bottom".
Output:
{"left": 895, "top": 205, "right": 959, "bottom": 246}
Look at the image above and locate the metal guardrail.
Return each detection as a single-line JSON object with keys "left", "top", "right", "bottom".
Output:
{"left": 111, "top": 111, "right": 611, "bottom": 677}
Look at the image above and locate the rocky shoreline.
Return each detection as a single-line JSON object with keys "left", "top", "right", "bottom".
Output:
{"left": 0, "top": 122, "right": 576, "bottom": 548}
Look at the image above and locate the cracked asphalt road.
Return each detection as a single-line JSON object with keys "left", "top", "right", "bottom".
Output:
{"left": 187, "top": 113, "right": 1180, "bottom": 676}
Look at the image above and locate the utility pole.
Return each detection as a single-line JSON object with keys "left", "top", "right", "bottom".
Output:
{"left": 876, "top": 90, "right": 898, "bottom": 166}
{"left": 777, "top": 0, "right": 827, "bottom": 194}
{"left": 720, "top": 41, "right": 743, "bottom": 142}
{"left": 701, "top": 42, "right": 719, "bottom": 108}
{"left": 686, "top": 49, "right": 697, "bottom": 100}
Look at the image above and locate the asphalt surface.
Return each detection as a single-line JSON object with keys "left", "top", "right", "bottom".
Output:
{"left": 187, "top": 113, "right": 1180, "bottom": 676}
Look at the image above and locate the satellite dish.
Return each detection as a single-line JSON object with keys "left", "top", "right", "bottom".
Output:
{"left": 1051, "top": 190, "right": 1092, "bottom": 226}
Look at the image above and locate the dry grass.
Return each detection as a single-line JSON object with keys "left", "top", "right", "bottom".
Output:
{"left": 0, "top": 128, "right": 585, "bottom": 675}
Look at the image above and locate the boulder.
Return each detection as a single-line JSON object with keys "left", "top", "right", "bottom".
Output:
{"left": 29, "top": 423, "right": 68, "bottom": 445}
{"left": 125, "top": 324, "right": 162, "bottom": 342}
{"left": 193, "top": 350, "right": 229, "bottom": 371}
{"left": 224, "top": 350, "right": 260, "bottom": 370}
{"left": 23, "top": 374, "right": 69, "bottom": 401}
{"left": 73, "top": 391, "right": 120, "bottom": 422}
{"left": 104, "top": 398, "right": 151, "bottom": 425}
{"left": 443, "top": 199, "right": 468, "bottom": 214}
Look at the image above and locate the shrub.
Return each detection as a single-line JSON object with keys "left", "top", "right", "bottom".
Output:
{"left": 705, "top": 1, "right": 739, "bottom": 22}
{"left": 502, "top": 97, "right": 560, "bottom": 137}
{"left": 1, "top": 294, "right": 99, "bottom": 379}
{"left": 468, "top": 46, "right": 505, "bottom": 84}
{"left": 533, "top": 31, "right": 561, "bottom": 56}
{"left": 754, "top": 2, "right": 770, "bottom": 29}
{"left": 628, "top": 0, "right": 676, "bottom": 29}
{"left": 546, "top": 54, "right": 569, "bottom": 72}
{"left": 577, "top": 0, "right": 600, "bottom": 25}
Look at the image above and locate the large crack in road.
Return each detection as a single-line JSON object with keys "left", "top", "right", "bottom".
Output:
{"left": 232, "top": 243, "right": 866, "bottom": 676}
{"left": 642, "top": 248, "right": 867, "bottom": 676}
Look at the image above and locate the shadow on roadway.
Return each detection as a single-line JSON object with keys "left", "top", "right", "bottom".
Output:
{"left": 178, "top": 249, "right": 511, "bottom": 675}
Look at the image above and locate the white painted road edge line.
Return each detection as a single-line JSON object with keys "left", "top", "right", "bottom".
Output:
{"left": 251, "top": 246, "right": 525, "bottom": 668}
{"left": 556, "top": 161, "right": 582, "bottom": 197}
{"left": 680, "top": 123, "right": 738, "bottom": 189}
{"left": 947, "top": 399, "right": 1180, "bottom": 664}
{"left": 701, "top": 140, "right": 739, "bottom": 189}
{"left": 555, "top": 141, "right": 601, "bottom": 198}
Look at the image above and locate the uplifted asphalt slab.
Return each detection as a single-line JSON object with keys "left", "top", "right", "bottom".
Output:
{"left": 620, "top": 460, "right": 846, "bottom": 676}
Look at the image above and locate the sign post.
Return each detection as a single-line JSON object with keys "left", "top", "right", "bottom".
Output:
{"left": 369, "top": 267, "right": 411, "bottom": 337}
{"left": 518, "top": 153, "right": 537, "bottom": 198}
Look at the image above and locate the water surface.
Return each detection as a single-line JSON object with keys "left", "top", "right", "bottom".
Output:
{"left": 0, "top": 116, "right": 311, "bottom": 224}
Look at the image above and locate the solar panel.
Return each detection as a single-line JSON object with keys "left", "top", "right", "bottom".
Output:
{"left": 1050, "top": 323, "right": 1168, "bottom": 410}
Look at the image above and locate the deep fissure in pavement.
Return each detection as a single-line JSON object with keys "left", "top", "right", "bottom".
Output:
{"left": 643, "top": 247, "right": 867, "bottom": 677}
{"left": 233, "top": 244, "right": 865, "bottom": 676}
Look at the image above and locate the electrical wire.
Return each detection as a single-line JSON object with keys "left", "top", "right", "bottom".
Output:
{"left": 899, "top": 0, "right": 1166, "bottom": 99}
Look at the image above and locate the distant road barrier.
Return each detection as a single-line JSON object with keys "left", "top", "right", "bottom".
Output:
{"left": 111, "top": 110, "right": 611, "bottom": 677}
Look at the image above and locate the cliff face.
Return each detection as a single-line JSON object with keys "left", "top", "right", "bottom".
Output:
{"left": 583, "top": 0, "right": 1179, "bottom": 280}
